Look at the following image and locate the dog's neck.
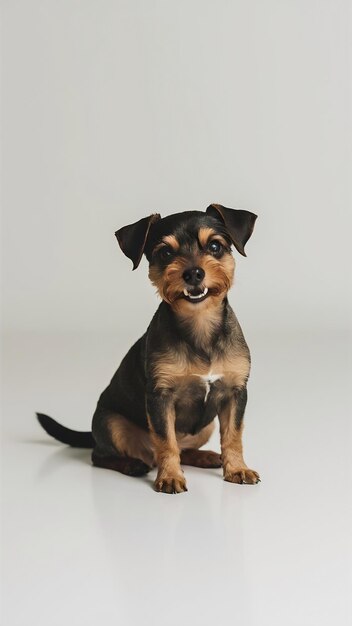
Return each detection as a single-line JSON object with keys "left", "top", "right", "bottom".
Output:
{"left": 170, "top": 297, "right": 228, "bottom": 351}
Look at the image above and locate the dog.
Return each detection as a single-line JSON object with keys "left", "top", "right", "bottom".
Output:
{"left": 37, "top": 203, "right": 260, "bottom": 493}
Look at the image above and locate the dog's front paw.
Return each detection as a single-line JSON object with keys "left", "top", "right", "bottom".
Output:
{"left": 224, "top": 467, "right": 260, "bottom": 485}
{"left": 154, "top": 474, "right": 188, "bottom": 494}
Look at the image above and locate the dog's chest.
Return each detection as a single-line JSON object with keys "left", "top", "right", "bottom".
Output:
{"left": 173, "top": 365, "right": 238, "bottom": 434}
{"left": 195, "top": 372, "right": 223, "bottom": 401}
{"left": 156, "top": 350, "right": 250, "bottom": 434}
{"left": 172, "top": 353, "right": 250, "bottom": 404}
{"left": 191, "top": 353, "right": 248, "bottom": 387}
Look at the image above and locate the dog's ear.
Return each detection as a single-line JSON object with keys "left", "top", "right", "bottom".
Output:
{"left": 115, "top": 213, "right": 161, "bottom": 270}
{"left": 206, "top": 204, "right": 257, "bottom": 257}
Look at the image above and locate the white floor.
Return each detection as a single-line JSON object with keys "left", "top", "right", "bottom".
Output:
{"left": 1, "top": 330, "right": 351, "bottom": 626}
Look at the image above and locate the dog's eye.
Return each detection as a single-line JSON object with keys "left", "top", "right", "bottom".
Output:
{"left": 207, "top": 240, "right": 222, "bottom": 255}
{"left": 158, "top": 246, "right": 174, "bottom": 262}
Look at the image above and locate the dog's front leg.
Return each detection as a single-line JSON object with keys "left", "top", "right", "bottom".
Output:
{"left": 219, "top": 387, "right": 260, "bottom": 485}
{"left": 146, "top": 389, "right": 187, "bottom": 494}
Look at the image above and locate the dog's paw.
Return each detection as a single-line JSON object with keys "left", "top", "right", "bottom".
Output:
{"left": 154, "top": 474, "right": 188, "bottom": 494}
{"left": 180, "top": 449, "right": 222, "bottom": 468}
{"left": 224, "top": 468, "right": 260, "bottom": 485}
{"left": 123, "top": 458, "right": 152, "bottom": 476}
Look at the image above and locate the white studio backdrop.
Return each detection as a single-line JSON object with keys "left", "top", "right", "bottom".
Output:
{"left": 1, "top": 0, "right": 351, "bottom": 337}
{"left": 1, "top": 6, "right": 351, "bottom": 626}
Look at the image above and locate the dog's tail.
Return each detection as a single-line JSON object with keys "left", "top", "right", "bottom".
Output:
{"left": 36, "top": 413, "right": 94, "bottom": 448}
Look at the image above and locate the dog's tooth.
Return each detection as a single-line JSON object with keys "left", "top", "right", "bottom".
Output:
{"left": 184, "top": 286, "right": 208, "bottom": 300}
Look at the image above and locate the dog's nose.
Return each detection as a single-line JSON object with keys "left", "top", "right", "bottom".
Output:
{"left": 182, "top": 267, "right": 205, "bottom": 285}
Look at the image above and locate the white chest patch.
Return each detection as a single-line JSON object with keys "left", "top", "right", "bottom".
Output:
{"left": 195, "top": 372, "right": 223, "bottom": 402}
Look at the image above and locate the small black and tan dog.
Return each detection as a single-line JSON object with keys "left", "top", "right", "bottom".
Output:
{"left": 37, "top": 204, "right": 260, "bottom": 493}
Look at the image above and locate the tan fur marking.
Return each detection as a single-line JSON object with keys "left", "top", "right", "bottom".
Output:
{"left": 196, "top": 253, "right": 235, "bottom": 298}
{"left": 162, "top": 234, "right": 179, "bottom": 249}
{"left": 219, "top": 405, "right": 245, "bottom": 469}
{"left": 198, "top": 227, "right": 228, "bottom": 249}
{"left": 211, "top": 235, "right": 229, "bottom": 247}
{"left": 217, "top": 253, "right": 236, "bottom": 282}
{"left": 108, "top": 414, "right": 154, "bottom": 466}
{"left": 213, "top": 354, "right": 250, "bottom": 388}
{"left": 148, "top": 264, "right": 164, "bottom": 294}
{"left": 152, "top": 345, "right": 250, "bottom": 391}
{"left": 152, "top": 348, "right": 207, "bottom": 390}
{"left": 149, "top": 257, "right": 189, "bottom": 304}
{"left": 176, "top": 300, "right": 224, "bottom": 349}
{"left": 198, "top": 227, "right": 217, "bottom": 247}
{"left": 153, "top": 235, "right": 180, "bottom": 255}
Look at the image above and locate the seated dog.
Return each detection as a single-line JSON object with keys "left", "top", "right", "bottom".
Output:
{"left": 37, "top": 204, "right": 260, "bottom": 493}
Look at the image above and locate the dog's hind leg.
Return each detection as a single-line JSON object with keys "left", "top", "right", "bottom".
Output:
{"left": 178, "top": 421, "right": 222, "bottom": 468}
{"left": 91, "top": 409, "right": 154, "bottom": 477}
{"left": 91, "top": 450, "right": 151, "bottom": 476}
{"left": 180, "top": 449, "right": 222, "bottom": 468}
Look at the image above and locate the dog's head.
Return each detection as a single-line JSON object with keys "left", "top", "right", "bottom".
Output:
{"left": 115, "top": 204, "right": 257, "bottom": 313}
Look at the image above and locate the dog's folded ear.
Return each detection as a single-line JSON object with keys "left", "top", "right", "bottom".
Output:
{"left": 206, "top": 204, "right": 257, "bottom": 257}
{"left": 115, "top": 214, "right": 161, "bottom": 270}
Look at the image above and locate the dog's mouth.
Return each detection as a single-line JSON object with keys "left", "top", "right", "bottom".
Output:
{"left": 182, "top": 286, "right": 209, "bottom": 303}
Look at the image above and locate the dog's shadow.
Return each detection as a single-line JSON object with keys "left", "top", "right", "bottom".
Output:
{"left": 19, "top": 437, "right": 92, "bottom": 480}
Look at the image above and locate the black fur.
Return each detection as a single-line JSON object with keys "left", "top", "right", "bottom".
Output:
{"left": 234, "top": 387, "right": 248, "bottom": 430}
{"left": 36, "top": 413, "right": 94, "bottom": 448}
